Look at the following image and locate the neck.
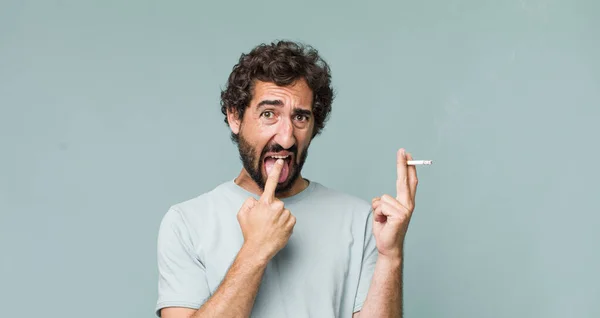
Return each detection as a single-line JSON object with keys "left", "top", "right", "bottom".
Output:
{"left": 234, "top": 169, "right": 308, "bottom": 199}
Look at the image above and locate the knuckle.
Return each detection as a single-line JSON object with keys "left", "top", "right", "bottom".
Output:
{"left": 381, "top": 201, "right": 390, "bottom": 211}
{"left": 271, "top": 200, "right": 284, "bottom": 210}
{"left": 382, "top": 194, "right": 395, "bottom": 202}
{"left": 246, "top": 197, "right": 257, "bottom": 207}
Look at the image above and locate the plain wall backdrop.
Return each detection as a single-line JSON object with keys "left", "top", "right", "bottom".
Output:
{"left": 1, "top": 1, "right": 599, "bottom": 317}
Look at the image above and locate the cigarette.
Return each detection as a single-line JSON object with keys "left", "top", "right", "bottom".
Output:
{"left": 407, "top": 160, "right": 432, "bottom": 165}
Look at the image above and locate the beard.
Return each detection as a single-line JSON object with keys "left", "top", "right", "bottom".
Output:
{"left": 237, "top": 133, "right": 309, "bottom": 194}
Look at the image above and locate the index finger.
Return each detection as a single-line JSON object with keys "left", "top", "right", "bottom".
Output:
{"left": 261, "top": 159, "right": 283, "bottom": 202}
{"left": 396, "top": 148, "right": 409, "bottom": 201}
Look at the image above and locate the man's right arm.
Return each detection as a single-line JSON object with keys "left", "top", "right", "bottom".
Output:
{"left": 161, "top": 243, "right": 268, "bottom": 318}
{"left": 159, "top": 159, "right": 294, "bottom": 318}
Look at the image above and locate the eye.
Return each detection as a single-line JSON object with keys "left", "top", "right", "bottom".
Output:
{"left": 262, "top": 111, "right": 275, "bottom": 118}
{"left": 294, "top": 114, "right": 308, "bottom": 122}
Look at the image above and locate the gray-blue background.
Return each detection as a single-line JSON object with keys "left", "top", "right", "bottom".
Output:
{"left": 2, "top": 1, "right": 598, "bottom": 317}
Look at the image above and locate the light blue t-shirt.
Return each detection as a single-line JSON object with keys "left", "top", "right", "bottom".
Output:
{"left": 156, "top": 179, "right": 378, "bottom": 317}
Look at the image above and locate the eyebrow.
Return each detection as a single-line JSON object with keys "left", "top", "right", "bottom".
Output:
{"left": 257, "top": 100, "right": 283, "bottom": 108}
{"left": 256, "top": 99, "right": 313, "bottom": 116}
{"left": 293, "top": 108, "right": 313, "bottom": 117}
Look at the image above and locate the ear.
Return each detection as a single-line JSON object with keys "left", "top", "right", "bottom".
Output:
{"left": 227, "top": 107, "right": 241, "bottom": 134}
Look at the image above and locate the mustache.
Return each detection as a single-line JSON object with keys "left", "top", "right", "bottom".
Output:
{"left": 261, "top": 143, "right": 298, "bottom": 157}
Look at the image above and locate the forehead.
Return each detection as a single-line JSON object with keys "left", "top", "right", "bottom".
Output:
{"left": 251, "top": 79, "right": 313, "bottom": 109}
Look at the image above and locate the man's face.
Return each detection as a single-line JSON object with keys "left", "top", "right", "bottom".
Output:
{"left": 230, "top": 79, "right": 315, "bottom": 194}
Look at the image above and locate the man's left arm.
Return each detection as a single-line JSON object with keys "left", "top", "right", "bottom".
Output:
{"left": 354, "top": 148, "right": 418, "bottom": 318}
{"left": 353, "top": 249, "right": 404, "bottom": 317}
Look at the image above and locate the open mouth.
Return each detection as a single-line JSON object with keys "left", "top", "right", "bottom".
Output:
{"left": 263, "top": 154, "right": 292, "bottom": 183}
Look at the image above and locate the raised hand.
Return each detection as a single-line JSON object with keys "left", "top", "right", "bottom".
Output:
{"left": 237, "top": 159, "right": 296, "bottom": 263}
{"left": 371, "top": 148, "right": 418, "bottom": 259}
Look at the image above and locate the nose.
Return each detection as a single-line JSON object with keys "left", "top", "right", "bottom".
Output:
{"left": 273, "top": 117, "right": 296, "bottom": 150}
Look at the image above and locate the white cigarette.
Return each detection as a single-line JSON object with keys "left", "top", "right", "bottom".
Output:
{"left": 407, "top": 160, "right": 432, "bottom": 165}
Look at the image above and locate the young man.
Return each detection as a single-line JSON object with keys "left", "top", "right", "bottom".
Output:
{"left": 156, "top": 40, "right": 419, "bottom": 318}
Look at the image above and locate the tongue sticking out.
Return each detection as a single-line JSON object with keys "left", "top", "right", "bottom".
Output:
{"left": 264, "top": 157, "right": 289, "bottom": 183}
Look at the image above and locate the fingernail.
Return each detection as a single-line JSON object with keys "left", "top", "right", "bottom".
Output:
{"left": 276, "top": 159, "right": 283, "bottom": 165}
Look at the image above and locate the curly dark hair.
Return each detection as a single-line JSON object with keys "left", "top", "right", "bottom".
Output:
{"left": 220, "top": 40, "right": 335, "bottom": 143}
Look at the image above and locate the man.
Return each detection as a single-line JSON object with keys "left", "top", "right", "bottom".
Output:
{"left": 156, "top": 40, "right": 419, "bottom": 318}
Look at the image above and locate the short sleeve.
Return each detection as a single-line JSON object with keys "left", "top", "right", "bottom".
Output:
{"left": 353, "top": 209, "right": 379, "bottom": 313}
{"left": 155, "top": 207, "right": 211, "bottom": 317}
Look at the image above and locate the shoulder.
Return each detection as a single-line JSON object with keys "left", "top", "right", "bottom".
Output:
{"left": 159, "top": 180, "right": 235, "bottom": 228}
